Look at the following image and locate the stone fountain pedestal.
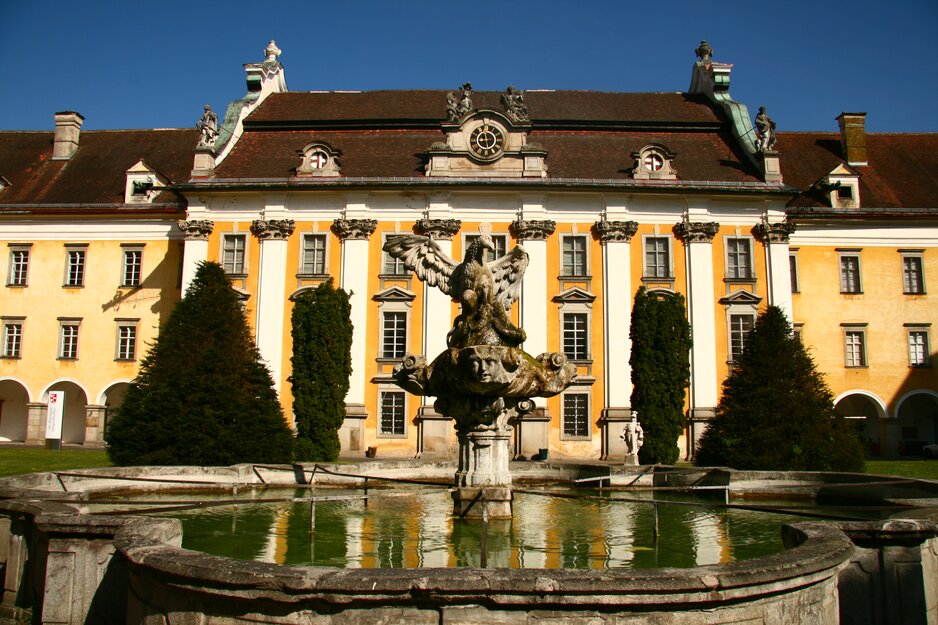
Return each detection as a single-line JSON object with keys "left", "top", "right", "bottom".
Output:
{"left": 453, "top": 427, "right": 513, "bottom": 518}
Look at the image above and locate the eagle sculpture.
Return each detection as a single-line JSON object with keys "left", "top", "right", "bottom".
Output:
{"left": 383, "top": 226, "right": 529, "bottom": 349}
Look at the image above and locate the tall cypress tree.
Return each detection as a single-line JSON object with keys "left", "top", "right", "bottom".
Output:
{"left": 290, "top": 279, "right": 352, "bottom": 461}
{"left": 105, "top": 261, "right": 293, "bottom": 466}
{"left": 629, "top": 287, "right": 692, "bottom": 464}
{"left": 695, "top": 306, "right": 864, "bottom": 471}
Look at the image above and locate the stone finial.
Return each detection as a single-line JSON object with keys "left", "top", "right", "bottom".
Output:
{"left": 695, "top": 40, "right": 714, "bottom": 64}
{"left": 332, "top": 218, "right": 378, "bottom": 241}
{"left": 196, "top": 104, "right": 219, "bottom": 148}
{"left": 416, "top": 218, "right": 461, "bottom": 240}
{"left": 501, "top": 86, "right": 529, "bottom": 123}
{"left": 177, "top": 219, "right": 214, "bottom": 240}
{"left": 593, "top": 220, "right": 638, "bottom": 243}
{"left": 754, "top": 106, "right": 777, "bottom": 153}
{"left": 264, "top": 40, "right": 282, "bottom": 62}
{"left": 754, "top": 221, "right": 796, "bottom": 244}
{"left": 510, "top": 219, "right": 556, "bottom": 241}
{"left": 674, "top": 220, "right": 719, "bottom": 243}
{"left": 251, "top": 219, "right": 295, "bottom": 240}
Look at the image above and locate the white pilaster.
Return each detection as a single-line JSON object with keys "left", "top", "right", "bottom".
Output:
{"left": 335, "top": 218, "right": 377, "bottom": 407}
{"left": 416, "top": 217, "right": 461, "bottom": 357}
{"left": 595, "top": 220, "right": 637, "bottom": 409}
{"left": 253, "top": 219, "right": 293, "bottom": 393}
{"left": 177, "top": 219, "right": 214, "bottom": 294}
{"left": 521, "top": 239, "right": 548, "bottom": 357}
{"left": 758, "top": 222, "right": 795, "bottom": 321}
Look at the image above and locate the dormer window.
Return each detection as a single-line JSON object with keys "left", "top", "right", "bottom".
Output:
{"left": 632, "top": 145, "right": 677, "bottom": 180}
{"left": 824, "top": 164, "right": 861, "bottom": 208}
{"left": 297, "top": 143, "right": 341, "bottom": 177}
{"left": 124, "top": 160, "right": 169, "bottom": 204}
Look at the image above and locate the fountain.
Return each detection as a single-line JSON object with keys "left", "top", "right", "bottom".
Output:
{"left": 384, "top": 223, "right": 576, "bottom": 518}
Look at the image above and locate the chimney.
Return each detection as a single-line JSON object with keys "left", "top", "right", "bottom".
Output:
{"left": 53, "top": 111, "right": 84, "bottom": 160}
{"left": 836, "top": 112, "right": 868, "bottom": 166}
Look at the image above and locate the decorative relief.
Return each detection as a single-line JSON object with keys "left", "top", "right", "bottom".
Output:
{"left": 510, "top": 219, "right": 556, "bottom": 241}
{"left": 501, "top": 86, "right": 529, "bottom": 123}
{"left": 332, "top": 218, "right": 378, "bottom": 241}
{"left": 177, "top": 219, "right": 214, "bottom": 240}
{"left": 631, "top": 145, "right": 678, "bottom": 180}
{"left": 593, "top": 220, "right": 638, "bottom": 243}
{"left": 416, "top": 218, "right": 461, "bottom": 240}
{"left": 251, "top": 219, "right": 296, "bottom": 240}
{"left": 674, "top": 220, "right": 720, "bottom": 243}
{"left": 754, "top": 221, "right": 796, "bottom": 243}
{"left": 296, "top": 142, "right": 341, "bottom": 177}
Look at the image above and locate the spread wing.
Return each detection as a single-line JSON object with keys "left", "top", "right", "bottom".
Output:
{"left": 489, "top": 245, "right": 529, "bottom": 309}
{"left": 382, "top": 235, "right": 459, "bottom": 295}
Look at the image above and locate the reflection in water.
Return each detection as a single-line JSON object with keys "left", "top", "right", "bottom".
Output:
{"left": 147, "top": 486, "right": 846, "bottom": 570}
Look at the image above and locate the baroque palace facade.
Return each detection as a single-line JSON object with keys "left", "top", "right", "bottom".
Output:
{"left": 1, "top": 42, "right": 935, "bottom": 460}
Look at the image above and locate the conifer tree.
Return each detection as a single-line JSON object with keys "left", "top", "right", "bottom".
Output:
{"left": 289, "top": 279, "right": 352, "bottom": 461}
{"left": 629, "top": 287, "right": 692, "bottom": 464}
{"left": 105, "top": 262, "right": 293, "bottom": 465}
{"left": 695, "top": 306, "right": 864, "bottom": 471}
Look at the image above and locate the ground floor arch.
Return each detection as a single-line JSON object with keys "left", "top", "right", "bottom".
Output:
{"left": 834, "top": 391, "right": 887, "bottom": 457}
{"left": 43, "top": 381, "right": 89, "bottom": 445}
{"left": 0, "top": 379, "right": 31, "bottom": 442}
{"left": 99, "top": 381, "right": 131, "bottom": 441}
{"left": 896, "top": 391, "right": 938, "bottom": 456}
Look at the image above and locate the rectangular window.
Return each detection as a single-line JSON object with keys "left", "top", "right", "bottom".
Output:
{"left": 379, "top": 391, "right": 406, "bottom": 436}
{"left": 2, "top": 321, "right": 23, "bottom": 358}
{"left": 116, "top": 323, "right": 137, "bottom": 361}
{"left": 839, "top": 253, "right": 862, "bottom": 293}
{"left": 222, "top": 235, "right": 246, "bottom": 274}
{"left": 382, "top": 236, "right": 408, "bottom": 275}
{"left": 562, "top": 393, "right": 590, "bottom": 438}
{"left": 844, "top": 329, "right": 867, "bottom": 368}
{"left": 382, "top": 311, "right": 407, "bottom": 359}
{"left": 563, "top": 313, "right": 589, "bottom": 360}
{"left": 465, "top": 233, "right": 507, "bottom": 263}
{"left": 644, "top": 236, "right": 671, "bottom": 279}
{"left": 726, "top": 238, "right": 753, "bottom": 280}
{"left": 789, "top": 250, "right": 799, "bottom": 292}
{"left": 729, "top": 314, "right": 754, "bottom": 362}
{"left": 65, "top": 249, "right": 86, "bottom": 286}
{"left": 902, "top": 255, "right": 925, "bottom": 294}
{"left": 59, "top": 322, "right": 80, "bottom": 359}
{"left": 122, "top": 249, "right": 142, "bottom": 287}
{"left": 908, "top": 330, "right": 930, "bottom": 367}
{"left": 301, "top": 234, "right": 327, "bottom": 275}
{"left": 561, "top": 236, "right": 587, "bottom": 276}
{"left": 7, "top": 248, "right": 29, "bottom": 286}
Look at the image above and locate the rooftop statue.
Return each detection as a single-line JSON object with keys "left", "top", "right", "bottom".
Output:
{"left": 754, "top": 106, "right": 777, "bottom": 152}
{"left": 457, "top": 82, "right": 474, "bottom": 117}
{"left": 196, "top": 104, "right": 219, "bottom": 148}
{"left": 501, "top": 86, "right": 529, "bottom": 123}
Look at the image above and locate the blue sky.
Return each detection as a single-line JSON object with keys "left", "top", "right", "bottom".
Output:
{"left": 2, "top": 0, "right": 936, "bottom": 132}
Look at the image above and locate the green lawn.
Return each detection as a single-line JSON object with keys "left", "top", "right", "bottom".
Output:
{"left": 864, "top": 459, "right": 938, "bottom": 481}
{"left": 0, "top": 448, "right": 112, "bottom": 478}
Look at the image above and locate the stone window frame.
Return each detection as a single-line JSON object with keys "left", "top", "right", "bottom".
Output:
{"left": 905, "top": 323, "right": 931, "bottom": 368}
{"left": 789, "top": 248, "right": 800, "bottom": 293}
{"left": 374, "top": 286, "right": 415, "bottom": 364}
{"left": 57, "top": 317, "right": 81, "bottom": 360}
{"left": 296, "top": 142, "right": 341, "bottom": 177}
{"left": 299, "top": 232, "right": 330, "bottom": 277}
{"left": 899, "top": 250, "right": 926, "bottom": 295}
{"left": 381, "top": 233, "right": 410, "bottom": 277}
{"left": 720, "top": 290, "right": 761, "bottom": 365}
{"left": 631, "top": 144, "right": 678, "bottom": 180}
{"left": 120, "top": 244, "right": 145, "bottom": 288}
{"left": 842, "top": 323, "right": 868, "bottom": 368}
{"left": 115, "top": 318, "right": 139, "bottom": 362}
{"left": 220, "top": 233, "right": 248, "bottom": 277}
{"left": 64, "top": 243, "right": 88, "bottom": 288}
{"left": 560, "top": 233, "right": 589, "bottom": 278}
{"left": 377, "top": 387, "right": 408, "bottom": 438}
{"left": 642, "top": 235, "right": 674, "bottom": 282}
{"left": 1, "top": 316, "right": 24, "bottom": 359}
{"left": 555, "top": 287, "right": 596, "bottom": 365}
{"left": 838, "top": 249, "right": 862, "bottom": 294}
{"left": 464, "top": 232, "right": 508, "bottom": 264}
{"left": 561, "top": 391, "right": 591, "bottom": 440}
{"left": 7, "top": 244, "right": 31, "bottom": 287}
{"left": 724, "top": 236, "right": 755, "bottom": 282}
{"left": 728, "top": 313, "right": 755, "bottom": 363}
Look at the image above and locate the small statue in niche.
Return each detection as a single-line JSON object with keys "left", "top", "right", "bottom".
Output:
{"left": 196, "top": 104, "right": 219, "bottom": 148}
{"left": 501, "top": 86, "right": 529, "bottom": 122}
{"left": 446, "top": 92, "right": 461, "bottom": 122}
{"left": 621, "top": 411, "right": 645, "bottom": 457}
{"left": 457, "top": 82, "right": 474, "bottom": 117}
{"left": 695, "top": 40, "right": 714, "bottom": 65}
{"left": 754, "top": 106, "right": 777, "bottom": 152}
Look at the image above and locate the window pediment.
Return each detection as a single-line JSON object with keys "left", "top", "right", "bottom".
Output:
{"left": 553, "top": 287, "right": 596, "bottom": 304}
{"left": 719, "top": 290, "right": 762, "bottom": 306}
{"left": 373, "top": 286, "right": 416, "bottom": 302}
{"left": 632, "top": 144, "right": 678, "bottom": 180}
{"left": 296, "top": 142, "right": 341, "bottom": 177}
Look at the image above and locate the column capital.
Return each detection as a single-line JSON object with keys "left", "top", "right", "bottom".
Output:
{"left": 510, "top": 219, "right": 556, "bottom": 240}
{"left": 251, "top": 219, "right": 296, "bottom": 240}
{"left": 593, "top": 220, "right": 638, "bottom": 243}
{"left": 675, "top": 220, "right": 719, "bottom": 244}
{"left": 753, "top": 221, "right": 796, "bottom": 244}
{"left": 177, "top": 219, "right": 214, "bottom": 240}
{"left": 332, "top": 218, "right": 377, "bottom": 241}
{"left": 416, "top": 218, "right": 461, "bottom": 240}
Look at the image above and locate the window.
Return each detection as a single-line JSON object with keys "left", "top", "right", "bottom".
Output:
{"left": 2, "top": 320, "right": 23, "bottom": 358}
{"left": 59, "top": 321, "right": 80, "bottom": 359}
{"left": 793, "top": 323, "right": 804, "bottom": 344}
{"left": 379, "top": 390, "right": 406, "bottom": 436}
{"left": 561, "top": 236, "right": 587, "bottom": 277}
{"left": 563, "top": 313, "right": 589, "bottom": 361}
{"left": 839, "top": 252, "right": 861, "bottom": 293}
{"left": 562, "top": 393, "right": 590, "bottom": 438}
{"left": 116, "top": 322, "right": 138, "bottom": 361}
{"left": 643, "top": 236, "right": 671, "bottom": 279}
{"left": 301, "top": 234, "right": 327, "bottom": 275}
{"left": 843, "top": 327, "right": 867, "bottom": 367}
{"left": 222, "top": 235, "right": 246, "bottom": 274}
{"left": 382, "top": 311, "right": 407, "bottom": 359}
{"left": 729, "top": 314, "right": 754, "bottom": 362}
{"left": 382, "top": 236, "right": 408, "bottom": 275}
{"left": 7, "top": 247, "right": 29, "bottom": 286}
{"left": 789, "top": 250, "right": 799, "bottom": 292}
{"left": 122, "top": 248, "right": 142, "bottom": 287}
{"left": 465, "top": 233, "right": 507, "bottom": 263}
{"left": 901, "top": 253, "right": 925, "bottom": 294}
{"left": 65, "top": 247, "right": 86, "bottom": 287}
{"left": 908, "top": 329, "right": 930, "bottom": 367}
{"left": 725, "top": 238, "right": 753, "bottom": 280}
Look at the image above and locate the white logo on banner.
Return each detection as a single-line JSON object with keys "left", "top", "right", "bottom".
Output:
{"left": 45, "top": 391, "right": 65, "bottom": 440}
